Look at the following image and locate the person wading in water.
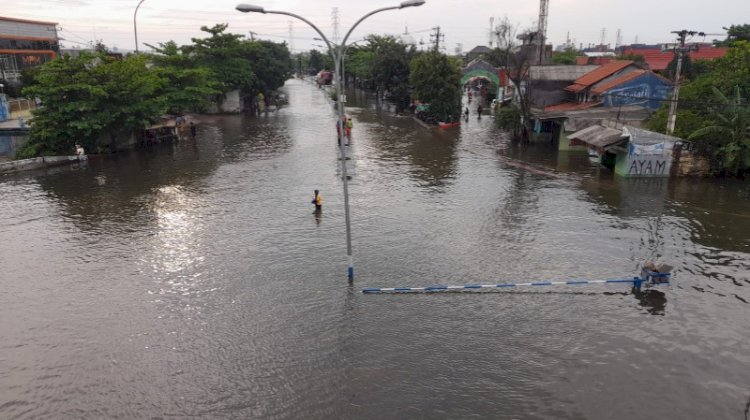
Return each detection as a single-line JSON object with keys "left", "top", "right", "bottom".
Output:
{"left": 311, "top": 190, "right": 323, "bottom": 211}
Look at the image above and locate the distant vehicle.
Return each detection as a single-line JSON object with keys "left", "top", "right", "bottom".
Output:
{"left": 315, "top": 71, "right": 333, "bottom": 87}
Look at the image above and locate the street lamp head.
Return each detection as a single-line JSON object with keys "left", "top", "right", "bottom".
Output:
{"left": 399, "top": 0, "right": 425, "bottom": 8}
{"left": 236, "top": 4, "right": 265, "bottom": 13}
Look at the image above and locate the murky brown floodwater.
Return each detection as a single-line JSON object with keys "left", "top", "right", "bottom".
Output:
{"left": 1, "top": 79, "right": 749, "bottom": 419}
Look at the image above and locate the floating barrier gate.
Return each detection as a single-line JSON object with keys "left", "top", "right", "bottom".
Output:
{"left": 362, "top": 267, "right": 671, "bottom": 294}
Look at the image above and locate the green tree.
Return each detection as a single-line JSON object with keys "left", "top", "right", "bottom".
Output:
{"left": 551, "top": 47, "right": 579, "bottom": 65}
{"left": 182, "top": 24, "right": 291, "bottom": 113}
{"left": 665, "top": 54, "right": 695, "bottom": 81}
{"left": 243, "top": 40, "right": 293, "bottom": 96}
{"left": 715, "top": 24, "right": 750, "bottom": 46}
{"left": 409, "top": 51, "right": 462, "bottom": 122}
{"left": 688, "top": 86, "right": 750, "bottom": 175}
{"left": 616, "top": 54, "right": 646, "bottom": 67}
{"left": 494, "top": 17, "right": 534, "bottom": 140}
{"left": 184, "top": 24, "right": 257, "bottom": 93}
{"left": 344, "top": 47, "right": 374, "bottom": 87}
{"left": 145, "top": 41, "right": 220, "bottom": 114}
{"left": 481, "top": 47, "right": 511, "bottom": 67}
{"left": 307, "top": 49, "right": 332, "bottom": 74}
{"left": 368, "top": 35, "right": 416, "bottom": 112}
{"left": 21, "top": 52, "right": 163, "bottom": 156}
{"left": 647, "top": 41, "right": 750, "bottom": 142}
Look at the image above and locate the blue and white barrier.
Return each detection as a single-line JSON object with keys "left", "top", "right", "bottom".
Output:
{"left": 362, "top": 271, "right": 671, "bottom": 294}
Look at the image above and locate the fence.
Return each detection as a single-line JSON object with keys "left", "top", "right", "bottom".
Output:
{"left": 8, "top": 98, "right": 36, "bottom": 118}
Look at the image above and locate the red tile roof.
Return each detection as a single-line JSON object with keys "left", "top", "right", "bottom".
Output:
{"left": 621, "top": 46, "right": 727, "bottom": 71}
{"left": 565, "top": 60, "right": 634, "bottom": 93}
{"left": 590, "top": 70, "right": 647, "bottom": 95}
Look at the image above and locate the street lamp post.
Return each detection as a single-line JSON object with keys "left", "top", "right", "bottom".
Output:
{"left": 133, "top": 0, "right": 147, "bottom": 54}
{"left": 237, "top": 1, "right": 425, "bottom": 282}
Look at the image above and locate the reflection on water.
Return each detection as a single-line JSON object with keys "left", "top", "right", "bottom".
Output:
{"left": 1, "top": 79, "right": 749, "bottom": 419}
{"left": 633, "top": 289, "right": 667, "bottom": 315}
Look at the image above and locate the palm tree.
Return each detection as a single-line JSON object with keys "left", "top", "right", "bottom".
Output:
{"left": 688, "top": 86, "right": 750, "bottom": 175}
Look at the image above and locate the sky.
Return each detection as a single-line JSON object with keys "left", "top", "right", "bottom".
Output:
{"left": 4, "top": 0, "right": 749, "bottom": 54}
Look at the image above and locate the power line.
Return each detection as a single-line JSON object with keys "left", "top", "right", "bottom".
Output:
{"left": 599, "top": 92, "right": 750, "bottom": 108}
{"left": 429, "top": 26, "right": 444, "bottom": 52}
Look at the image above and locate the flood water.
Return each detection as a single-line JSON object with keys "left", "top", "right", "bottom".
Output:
{"left": 1, "top": 79, "right": 749, "bottom": 419}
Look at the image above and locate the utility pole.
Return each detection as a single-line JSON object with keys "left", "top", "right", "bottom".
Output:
{"left": 288, "top": 21, "right": 294, "bottom": 53}
{"left": 331, "top": 7, "right": 339, "bottom": 44}
{"left": 429, "top": 26, "right": 444, "bottom": 52}
{"left": 537, "top": 0, "right": 549, "bottom": 64}
{"left": 666, "top": 29, "right": 704, "bottom": 135}
{"left": 248, "top": 31, "right": 257, "bottom": 41}
{"left": 615, "top": 28, "right": 622, "bottom": 48}
{"left": 489, "top": 17, "right": 495, "bottom": 47}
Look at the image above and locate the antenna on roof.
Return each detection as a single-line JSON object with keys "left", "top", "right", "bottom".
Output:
{"left": 489, "top": 17, "right": 495, "bottom": 47}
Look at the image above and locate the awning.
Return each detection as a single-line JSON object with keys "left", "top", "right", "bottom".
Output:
{"left": 568, "top": 125, "right": 626, "bottom": 150}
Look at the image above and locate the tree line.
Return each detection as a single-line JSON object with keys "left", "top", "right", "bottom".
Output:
{"left": 19, "top": 24, "right": 292, "bottom": 158}
{"left": 20, "top": 27, "right": 466, "bottom": 159}
{"left": 647, "top": 39, "right": 750, "bottom": 176}
{"left": 299, "top": 35, "right": 463, "bottom": 122}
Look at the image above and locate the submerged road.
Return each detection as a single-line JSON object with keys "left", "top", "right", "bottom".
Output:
{"left": 1, "top": 78, "right": 749, "bottom": 419}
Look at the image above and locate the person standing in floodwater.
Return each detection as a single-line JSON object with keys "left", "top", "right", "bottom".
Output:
{"left": 189, "top": 122, "right": 197, "bottom": 138}
{"left": 345, "top": 116, "right": 353, "bottom": 141}
{"left": 312, "top": 190, "right": 322, "bottom": 211}
{"left": 477, "top": 104, "right": 482, "bottom": 120}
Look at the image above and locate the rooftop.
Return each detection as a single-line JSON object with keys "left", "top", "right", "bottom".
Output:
{"left": 530, "top": 65, "right": 598, "bottom": 81}
{"left": 566, "top": 60, "right": 634, "bottom": 93}
{"left": 621, "top": 45, "right": 727, "bottom": 71}
{"left": 0, "top": 16, "right": 58, "bottom": 26}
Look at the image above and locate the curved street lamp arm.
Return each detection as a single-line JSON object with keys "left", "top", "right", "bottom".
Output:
{"left": 264, "top": 10, "right": 334, "bottom": 57}
{"left": 341, "top": 6, "right": 400, "bottom": 47}
{"left": 133, "top": 0, "right": 147, "bottom": 54}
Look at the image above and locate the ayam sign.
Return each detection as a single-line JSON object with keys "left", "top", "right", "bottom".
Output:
{"left": 627, "top": 142, "right": 670, "bottom": 176}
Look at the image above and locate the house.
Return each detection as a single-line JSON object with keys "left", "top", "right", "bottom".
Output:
{"left": 531, "top": 105, "right": 652, "bottom": 151}
{"left": 590, "top": 69, "right": 672, "bottom": 110}
{"left": 552, "top": 60, "right": 672, "bottom": 110}
{"left": 528, "top": 65, "right": 597, "bottom": 108}
{"left": 565, "top": 60, "right": 639, "bottom": 102}
{"left": 0, "top": 16, "right": 60, "bottom": 83}
{"left": 567, "top": 124, "right": 707, "bottom": 177}
{"left": 526, "top": 61, "right": 667, "bottom": 148}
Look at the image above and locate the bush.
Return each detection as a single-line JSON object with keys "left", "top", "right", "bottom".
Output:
{"left": 494, "top": 104, "right": 521, "bottom": 132}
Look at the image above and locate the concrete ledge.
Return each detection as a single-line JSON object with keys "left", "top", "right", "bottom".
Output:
{"left": 0, "top": 155, "right": 85, "bottom": 174}
{"left": 411, "top": 116, "right": 433, "bottom": 129}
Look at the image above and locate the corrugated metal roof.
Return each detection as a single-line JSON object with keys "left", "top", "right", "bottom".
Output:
{"left": 568, "top": 125, "right": 626, "bottom": 149}
{"left": 624, "top": 126, "right": 684, "bottom": 145}
{"left": 564, "top": 118, "right": 620, "bottom": 132}
{"left": 0, "top": 16, "right": 58, "bottom": 26}
{"left": 565, "top": 60, "right": 634, "bottom": 92}
{"left": 530, "top": 65, "right": 598, "bottom": 81}
{"left": 544, "top": 101, "right": 601, "bottom": 112}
